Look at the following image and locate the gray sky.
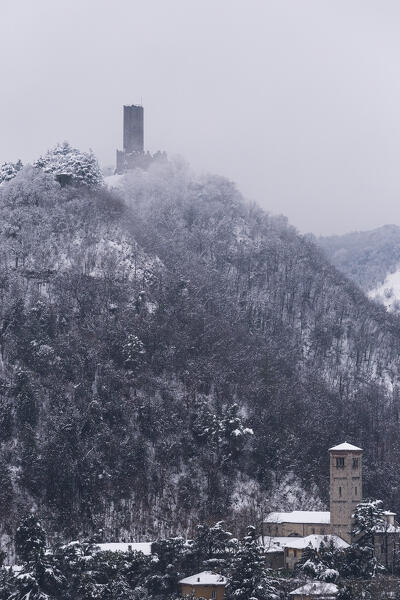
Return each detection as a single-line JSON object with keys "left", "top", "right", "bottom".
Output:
{"left": 1, "top": 0, "right": 400, "bottom": 235}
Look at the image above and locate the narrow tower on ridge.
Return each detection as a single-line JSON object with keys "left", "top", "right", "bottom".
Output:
{"left": 329, "top": 442, "right": 362, "bottom": 543}
{"left": 116, "top": 104, "right": 144, "bottom": 174}
{"left": 123, "top": 104, "right": 144, "bottom": 153}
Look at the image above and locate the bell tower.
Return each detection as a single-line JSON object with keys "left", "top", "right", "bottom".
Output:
{"left": 329, "top": 442, "right": 362, "bottom": 543}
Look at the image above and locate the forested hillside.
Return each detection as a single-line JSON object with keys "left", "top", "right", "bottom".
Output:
{"left": 1, "top": 157, "right": 400, "bottom": 556}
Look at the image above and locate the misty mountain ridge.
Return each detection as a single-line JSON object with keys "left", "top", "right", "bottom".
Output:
{"left": 317, "top": 224, "right": 400, "bottom": 312}
{"left": 0, "top": 155, "right": 400, "bottom": 553}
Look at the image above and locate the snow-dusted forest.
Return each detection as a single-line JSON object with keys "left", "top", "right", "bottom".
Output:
{"left": 0, "top": 147, "right": 399, "bottom": 531}
{"left": 5, "top": 0, "right": 400, "bottom": 596}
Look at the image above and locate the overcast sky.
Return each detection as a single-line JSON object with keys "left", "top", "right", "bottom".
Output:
{"left": 2, "top": 1, "right": 400, "bottom": 235}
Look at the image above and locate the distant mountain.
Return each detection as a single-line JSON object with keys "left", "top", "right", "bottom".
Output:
{"left": 316, "top": 225, "right": 400, "bottom": 311}
{"left": 1, "top": 160, "right": 400, "bottom": 552}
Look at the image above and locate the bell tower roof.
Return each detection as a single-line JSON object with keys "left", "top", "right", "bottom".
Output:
{"left": 329, "top": 442, "right": 362, "bottom": 452}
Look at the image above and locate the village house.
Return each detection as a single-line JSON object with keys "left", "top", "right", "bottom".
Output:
{"left": 179, "top": 571, "right": 227, "bottom": 600}
{"left": 369, "top": 511, "right": 400, "bottom": 573}
{"left": 263, "top": 534, "right": 349, "bottom": 570}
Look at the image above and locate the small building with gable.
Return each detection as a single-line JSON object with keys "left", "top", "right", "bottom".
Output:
{"left": 179, "top": 571, "right": 227, "bottom": 600}
{"left": 263, "top": 534, "right": 349, "bottom": 571}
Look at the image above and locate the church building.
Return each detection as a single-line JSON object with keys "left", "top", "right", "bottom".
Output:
{"left": 263, "top": 442, "right": 400, "bottom": 570}
{"left": 264, "top": 442, "right": 362, "bottom": 543}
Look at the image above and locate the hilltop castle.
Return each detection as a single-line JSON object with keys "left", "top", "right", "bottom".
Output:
{"left": 116, "top": 104, "right": 144, "bottom": 173}
{"left": 115, "top": 104, "right": 165, "bottom": 174}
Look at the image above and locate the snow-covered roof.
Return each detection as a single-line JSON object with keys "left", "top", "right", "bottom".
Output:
{"left": 179, "top": 572, "right": 227, "bottom": 586}
{"left": 290, "top": 582, "right": 338, "bottom": 596}
{"left": 329, "top": 442, "right": 362, "bottom": 452}
{"left": 262, "top": 534, "right": 349, "bottom": 552}
{"left": 265, "top": 511, "right": 330, "bottom": 524}
{"left": 95, "top": 542, "right": 152, "bottom": 555}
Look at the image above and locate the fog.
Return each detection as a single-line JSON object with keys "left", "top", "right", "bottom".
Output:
{"left": 1, "top": 0, "right": 400, "bottom": 235}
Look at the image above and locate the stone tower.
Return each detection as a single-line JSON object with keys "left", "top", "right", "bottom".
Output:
{"left": 116, "top": 104, "right": 144, "bottom": 174}
{"left": 329, "top": 442, "right": 362, "bottom": 543}
{"left": 123, "top": 104, "right": 144, "bottom": 153}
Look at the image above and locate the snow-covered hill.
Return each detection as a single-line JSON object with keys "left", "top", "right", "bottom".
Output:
{"left": 368, "top": 267, "right": 400, "bottom": 312}
{"left": 2, "top": 160, "right": 400, "bottom": 546}
{"left": 317, "top": 224, "right": 400, "bottom": 312}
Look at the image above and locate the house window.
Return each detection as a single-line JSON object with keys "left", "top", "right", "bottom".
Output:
{"left": 355, "top": 487, "right": 358, "bottom": 496}
{"left": 211, "top": 591, "right": 216, "bottom": 600}
{"left": 339, "top": 486, "right": 342, "bottom": 497}
{"left": 352, "top": 457, "right": 359, "bottom": 469}
{"left": 312, "top": 528, "right": 315, "bottom": 534}
{"left": 293, "top": 549, "right": 297, "bottom": 557}
{"left": 336, "top": 457, "right": 345, "bottom": 468}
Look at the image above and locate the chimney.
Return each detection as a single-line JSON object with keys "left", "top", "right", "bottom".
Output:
{"left": 383, "top": 511, "right": 396, "bottom": 526}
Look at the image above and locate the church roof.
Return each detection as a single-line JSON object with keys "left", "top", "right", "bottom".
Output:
{"left": 264, "top": 511, "right": 330, "bottom": 524}
{"left": 329, "top": 442, "right": 362, "bottom": 451}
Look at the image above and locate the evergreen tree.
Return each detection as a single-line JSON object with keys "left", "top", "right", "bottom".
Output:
{"left": 337, "top": 584, "right": 355, "bottom": 600}
{"left": 296, "top": 544, "right": 321, "bottom": 578}
{"left": 226, "top": 526, "right": 277, "bottom": 600}
{"left": 13, "top": 516, "right": 65, "bottom": 600}
{"left": 192, "top": 521, "right": 235, "bottom": 572}
{"left": 0, "top": 160, "right": 23, "bottom": 184}
{"left": 15, "top": 515, "right": 46, "bottom": 563}
{"left": 339, "top": 543, "right": 384, "bottom": 579}
{"left": 34, "top": 142, "right": 103, "bottom": 187}
{"left": 0, "top": 568, "right": 16, "bottom": 600}
{"left": 352, "top": 500, "right": 385, "bottom": 545}
{"left": 296, "top": 541, "right": 339, "bottom": 582}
